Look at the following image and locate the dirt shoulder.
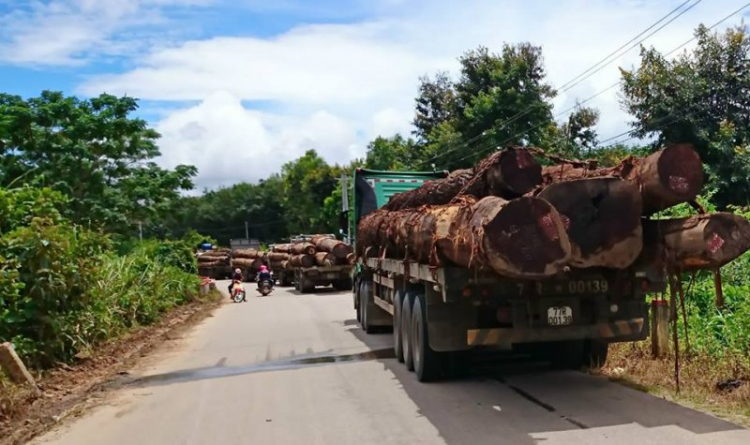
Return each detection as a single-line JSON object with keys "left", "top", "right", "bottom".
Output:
{"left": 598, "top": 342, "right": 750, "bottom": 428}
{"left": 0, "top": 292, "right": 222, "bottom": 445}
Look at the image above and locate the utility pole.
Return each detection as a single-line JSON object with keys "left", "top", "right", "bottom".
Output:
{"left": 245, "top": 221, "right": 249, "bottom": 239}
{"left": 139, "top": 221, "right": 143, "bottom": 242}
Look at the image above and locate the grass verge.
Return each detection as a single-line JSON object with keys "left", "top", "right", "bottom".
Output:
{"left": 598, "top": 341, "right": 750, "bottom": 427}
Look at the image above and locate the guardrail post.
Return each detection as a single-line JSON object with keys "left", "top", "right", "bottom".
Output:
{"left": 651, "top": 300, "right": 670, "bottom": 358}
{"left": 0, "top": 342, "right": 39, "bottom": 392}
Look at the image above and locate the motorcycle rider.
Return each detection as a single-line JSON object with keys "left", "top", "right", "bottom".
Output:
{"left": 229, "top": 268, "right": 243, "bottom": 297}
{"left": 257, "top": 265, "right": 272, "bottom": 289}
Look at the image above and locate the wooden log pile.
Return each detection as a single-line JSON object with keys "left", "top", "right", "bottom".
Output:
{"left": 287, "top": 235, "right": 354, "bottom": 269}
{"left": 357, "top": 143, "right": 750, "bottom": 276}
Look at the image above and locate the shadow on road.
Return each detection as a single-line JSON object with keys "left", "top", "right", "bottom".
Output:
{"left": 345, "top": 323, "right": 743, "bottom": 445}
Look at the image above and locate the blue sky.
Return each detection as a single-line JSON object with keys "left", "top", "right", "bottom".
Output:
{"left": 1, "top": 0, "right": 748, "bottom": 189}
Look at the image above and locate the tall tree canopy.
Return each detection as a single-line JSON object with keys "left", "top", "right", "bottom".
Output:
{"left": 621, "top": 25, "right": 750, "bottom": 208}
{"left": 0, "top": 91, "right": 196, "bottom": 232}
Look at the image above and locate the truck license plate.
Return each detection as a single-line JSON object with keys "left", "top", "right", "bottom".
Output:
{"left": 547, "top": 306, "right": 573, "bottom": 326}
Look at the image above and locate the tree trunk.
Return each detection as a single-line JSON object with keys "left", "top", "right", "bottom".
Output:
{"left": 383, "top": 148, "right": 542, "bottom": 210}
{"left": 644, "top": 213, "right": 750, "bottom": 270}
{"left": 268, "top": 252, "right": 290, "bottom": 262}
{"left": 272, "top": 244, "right": 292, "bottom": 253}
{"left": 232, "top": 258, "right": 256, "bottom": 268}
{"left": 290, "top": 254, "right": 315, "bottom": 268}
{"left": 359, "top": 196, "right": 571, "bottom": 278}
{"left": 291, "top": 243, "right": 317, "bottom": 256}
{"left": 232, "top": 248, "right": 259, "bottom": 259}
{"left": 311, "top": 237, "right": 352, "bottom": 259}
{"left": 537, "top": 178, "right": 643, "bottom": 269}
{"left": 315, "top": 252, "right": 336, "bottom": 267}
{"left": 542, "top": 143, "right": 703, "bottom": 214}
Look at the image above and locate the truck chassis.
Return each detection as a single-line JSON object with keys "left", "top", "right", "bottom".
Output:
{"left": 355, "top": 257, "right": 662, "bottom": 381}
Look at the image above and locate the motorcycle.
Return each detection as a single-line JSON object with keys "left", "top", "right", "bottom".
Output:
{"left": 230, "top": 280, "right": 247, "bottom": 303}
{"left": 257, "top": 278, "right": 274, "bottom": 296}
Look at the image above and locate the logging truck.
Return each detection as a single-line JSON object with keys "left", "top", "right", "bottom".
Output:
{"left": 349, "top": 167, "right": 667, "bottom": 382}
{"left": 290, "top": 234, "right": 354, "bottom": 293}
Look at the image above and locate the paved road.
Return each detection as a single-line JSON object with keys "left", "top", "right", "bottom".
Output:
{"left": 34, "top": 283, "right": 749, "bottom": 445}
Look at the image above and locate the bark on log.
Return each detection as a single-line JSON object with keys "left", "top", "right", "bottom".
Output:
{"left": 345, "top": 253, "right": 356, "bottom": 265}
{"left": 269, "top": 261, "right": 284, "bottom": 270}
{"left": 290, "top": 254, "right": 316, "bottom": 268}
{"left": 537, "top": 178, "right": 643, "bottom": 269}
{"left": 291, "top": 242, "right": 317, "bottom": 256}
{"left": 272, "top": 244, "right": 292, "bottom": 253}
{"left": 315, "top": 252, "right": 336, "bottom": 267}
{"left": 280, "top": 260, "right": 290, "bottom": 270}
{"left": 644, "top": 213, "right": 750, "bottom": 270}
{"left": 268, "top": 252, "right": 290, "bottom": 262}
{"left": 197, "top": 260, "right": 224, "bottom": 267}
{"left": 312, "top": 237, "right": 353, "bottom": 259}
{"left": 383, "top": 148, "right": 542, "bottom": 211}
{"left": 232, "top": 258, "right": 256, "bottom": 268}
{"left": 359, "top": 196, "right": 571, "bottom": 278}
{"left": 542, "top": 144, "right": 703, "bottom": 214}
{"left": 232, "top": 248, "right": 259, "bottom": 259}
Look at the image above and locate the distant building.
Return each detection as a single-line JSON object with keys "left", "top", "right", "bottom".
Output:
{"left": 230, "top": 238, "right": 261, "bottom": 250}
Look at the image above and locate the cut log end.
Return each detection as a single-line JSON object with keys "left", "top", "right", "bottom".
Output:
{"left": 657, "top": 143, "right": 704, "bottom": 201}
{"left": 490, "top": 148, "right": 543, "bottom": 196}
{"left": 538, "top": 178, "right": 643, "bottom": 268}
{"left": 483, "top": 197, "right": 570, "bottom": 275}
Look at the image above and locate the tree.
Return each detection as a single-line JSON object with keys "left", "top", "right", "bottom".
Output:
{"left": 364, "top": 135, "right": 424, "bottom": 170}
{"left": 620, "top": 25, "right": 750, "bottom": 208}
{"left": 453, "top": 45, "right": 556, "bottom": 162}
{"left": 413, "top": 72, "right": 457, "bottom": 142}
{"left": 0, "top": 91, "right": 196, "bottom": 232}
{"left": 281, "top": 150, "right": 339, "bottom": 234}
{"left": 542, "top": 105, "right": 600, "bottom": 160}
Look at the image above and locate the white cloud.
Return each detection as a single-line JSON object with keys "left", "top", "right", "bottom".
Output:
{"left": 0, "top": 0, "right": 208, "bottom": 65}
{"left": 62, "top": 0, "right": 750, "bottom": 187}
{"left": 155, "top": 91, "right": 359, "bottom": 188}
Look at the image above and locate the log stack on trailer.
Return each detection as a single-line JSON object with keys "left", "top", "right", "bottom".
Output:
{"left": 197, "top": 248, "right": 232, "bottom": 279}
{"left": 286, "top": 234, "right": 354, "bottom": 293}
{"left": 353, "top": 144, "right": 750, "bottom": 382}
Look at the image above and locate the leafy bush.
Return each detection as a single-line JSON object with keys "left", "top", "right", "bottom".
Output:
{"left": 0, "top": 186, "right": 202, "bottom": 368}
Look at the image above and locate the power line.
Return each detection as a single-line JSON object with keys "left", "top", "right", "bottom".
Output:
{"left": 418, "top": 0, "right": 705, "bottom": 167}
{"left": 442, "top": 1, "right": 750, "bottom": 167}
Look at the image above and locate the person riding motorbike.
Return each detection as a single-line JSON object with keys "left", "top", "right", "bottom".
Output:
{"left": 257, "top": 265, "right": 272, "bottom": 289}
{"left": 229, "top": 268, "right": 243, "bottom": 297}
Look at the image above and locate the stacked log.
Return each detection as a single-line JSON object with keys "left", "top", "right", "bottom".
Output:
{"left": 383, "top": 147, "right": 542, "bottom": 211}
{"left": 357, "top": 143, "right": 750, "bottom": 276}
{"left": 359, "top": 196, "right": 571, "bottom": 278}
{"left": 272, "top": 244, "right": 292, "bottom": 253}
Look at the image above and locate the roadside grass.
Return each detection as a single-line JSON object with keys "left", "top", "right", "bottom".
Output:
{"left": 599, "top": 341, "right": 750, "bottom": 427}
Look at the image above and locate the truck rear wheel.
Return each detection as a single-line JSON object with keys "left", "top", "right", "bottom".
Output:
{"left": 393, "top": 290, "right": 405, "bottom": 363}
{"left": 360, "top": 281, "right": 376, "bottom": 334}
{"left": 401, "top": 294, "right": 414, "bottom": 371}
{"left": 412, "top": 294, "right": 441, "bottom": 382}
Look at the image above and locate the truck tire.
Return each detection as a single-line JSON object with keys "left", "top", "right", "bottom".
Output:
{"left": 412, "top": 294, "right": 441, "bottom": 382}
{"left": 361, "top": 281, "right": 376, "bottom": 333}
{"left": 393, "top": 290, "right": 406, "bottom": 363}
{"left": 401, "top": 294, "right": 414, "bottom": 371}
{"left": 333, "top": 278, "right": 353, "bottom": 291}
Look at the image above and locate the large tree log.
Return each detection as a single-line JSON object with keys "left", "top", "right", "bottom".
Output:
{"left": 290, "top": 254, "right": 316, "bottom": 268}
{"left": 383, "top": 148, "right": 542, "bottom": 211}
{"left": 542, "top": 144, "right": 703, "bottom": 214}
{"left": 311, "top": 237, "right": 353, "bottom": 259}
{"left": 644, "top": 213, "right": 750, "bottom": 270}
{"left": 232, "top": 248, "right": 259, "bottom": 259}
{"left": 267, "top": 252, "right": 290, "bottom": 262}
{"left": 232, "top": 258, "right": 256, "bottom": 268}
{"left": 291, "top": 242, "right": 317, "bottom": 256}
{"left": 359, "top": 196, "right": 571, "bottom": 278}
{"left": 315, "top": 252, "right": 336, "bottom": 266}
{"left": 272, "top": 244, "right": 292, "bottom": 253}
{"left": 537, "top": 178, "right": 643, "bottom": 269}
